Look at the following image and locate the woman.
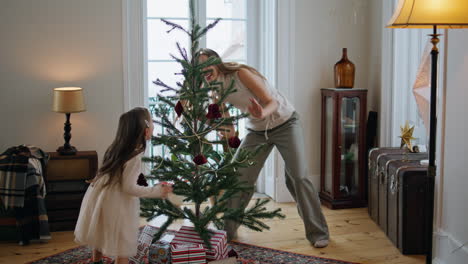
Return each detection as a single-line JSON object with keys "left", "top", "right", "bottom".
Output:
{"left": 198, "top": 48, "right": 329, "bottom": 248}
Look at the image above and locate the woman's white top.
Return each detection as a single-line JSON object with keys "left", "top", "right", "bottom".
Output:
{"left": 220, "top": 71, "right": 295, "bottom": 132}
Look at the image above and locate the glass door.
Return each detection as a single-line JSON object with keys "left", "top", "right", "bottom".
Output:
{"left": 339, "top": 96, "right": 360, "bottom": 198}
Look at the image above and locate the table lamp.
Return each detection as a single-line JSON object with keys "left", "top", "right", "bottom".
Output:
{"left": 387, "top": 0, "right": 468, "bottom": 263}
{"left": 52, "top": 87, "right": 86, "bottom": 155}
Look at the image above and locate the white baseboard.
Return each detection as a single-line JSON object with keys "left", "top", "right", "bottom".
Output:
{"left": 433, "top": 229, "right": 468, "bottom": 264}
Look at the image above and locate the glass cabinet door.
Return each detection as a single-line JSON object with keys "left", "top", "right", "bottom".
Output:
{"left": 324, "top": 96, "right": 334, "bottom": 194}
{"left": 339, "top": 96, "right": 360, "bottom": 198}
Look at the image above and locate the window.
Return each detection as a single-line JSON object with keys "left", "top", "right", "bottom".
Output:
{"left": 145, "top": 0, "right": 254, "bottom": 158}
{"left": 384, "top": 0, "right": 445, "bottom": 149}
{"left": 205, "top": 0, "right": 247, "bottom": 63}
{"left": 391, "top": 28, "right": 432, "bottom": 148}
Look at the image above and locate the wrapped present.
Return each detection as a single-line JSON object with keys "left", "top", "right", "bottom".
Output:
{"left": 171, "top": 243, "right": 206, "bottom": 264}
{"left": 148, "top": 234, "right": 175, "bottom": 264}
{"left": 149, "top": 243, "right": 171, "bottom": 264}
{"left": 129, "top": 225, "right": 159, "bottom": 264}
{"left": 208, "top": 246, "right": 238, "bottom": 263}
{"left": 172, "top": 226, "right": 228, "bottom": 261}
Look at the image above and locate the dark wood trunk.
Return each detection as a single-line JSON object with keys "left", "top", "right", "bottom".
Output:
{"left": 367, "top": 148, "right": 429, "bottom": 255}
{"left": 388, "top": 161, "right": 429, "bottom": 254}
{"left": 368, "top": 148, "right": 407, "bottom": 223}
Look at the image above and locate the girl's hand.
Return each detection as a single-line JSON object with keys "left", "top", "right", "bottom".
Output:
{"left": 248, "top": 98, "right": 265, "bottom": 119}
{"left": 159, "top": 184, "right": 173, "bottom": 199}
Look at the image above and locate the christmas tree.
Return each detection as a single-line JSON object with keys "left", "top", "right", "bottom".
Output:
{"left": 140, "top": 0, "right": 285, "bottom": 248}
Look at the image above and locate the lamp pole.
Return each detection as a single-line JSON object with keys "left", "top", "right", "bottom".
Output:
{"left": 426, "top": 25, "right": 439, "bottom": 264}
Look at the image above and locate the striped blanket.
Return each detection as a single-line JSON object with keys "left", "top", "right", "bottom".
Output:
{"left": 1, "top": 145, "right": 32, "bottom": 208}
{"left": 0, "top": 145, "right": 51, "bottom": 244}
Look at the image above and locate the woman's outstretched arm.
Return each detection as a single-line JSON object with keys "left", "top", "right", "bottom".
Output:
{"left": 237, "top": 68, "right": 278, "bottom": 119}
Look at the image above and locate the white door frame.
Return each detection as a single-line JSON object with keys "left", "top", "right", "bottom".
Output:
{"left": 380, "top": 0, "right": 395, "bottom": 147}
{"left": 122, "top": 0, "right": 147, "bottom": 111}
{"left": 270, "top": 0, "right": 296, "bottom": 203}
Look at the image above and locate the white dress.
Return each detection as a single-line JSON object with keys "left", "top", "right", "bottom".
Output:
{"left": 74, "top": 153, "right": 163, "bottom": 257}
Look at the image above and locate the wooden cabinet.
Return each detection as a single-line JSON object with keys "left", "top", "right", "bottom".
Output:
{"left": 319, "top": 88, "right": 367, "bottom": 209}
{"left": 45, "top": 151, "right": 97, "bottom": 231}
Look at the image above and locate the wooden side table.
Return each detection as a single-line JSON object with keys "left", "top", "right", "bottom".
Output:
{"left": 44, "top": 151, "right": 98, "bottom": 231}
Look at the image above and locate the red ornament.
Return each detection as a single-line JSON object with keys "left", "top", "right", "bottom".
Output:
{"left": 193, "top": 154, "right": 208, "bottom": 165}
{"left": 206, "top": 104, "right": 222, "bottom": 119}
{"left": 175, "top": 101, "right": 184, "bottom": 117}
{"left": 137, "top": 173, "right": 148, "bottom": 187}
{"left": 228, "top": 136, "right": 241, "bottom": 148}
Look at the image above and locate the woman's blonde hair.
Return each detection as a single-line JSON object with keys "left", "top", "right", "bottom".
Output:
{"left": 94, "top": 107, "right": 151, "bottom": 187}
{"left": 197, "top": 48, "right": 266, "bottom": 80}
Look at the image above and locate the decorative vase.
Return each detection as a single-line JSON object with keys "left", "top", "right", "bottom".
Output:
{"left": 334, "top": 48, "right": 355, "bottom": 88}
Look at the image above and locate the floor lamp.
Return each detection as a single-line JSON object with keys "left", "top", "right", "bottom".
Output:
{"left": 387, "top": 0, "right": 468, "bottom": 263}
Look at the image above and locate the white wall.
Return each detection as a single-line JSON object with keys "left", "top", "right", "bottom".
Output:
{"left": 434, "top": 30, "right": 468, "bottom": 264}
{"left": 367, "top": 0, "right": 382, "bottom": 113}
{"left": 293, "top": 0, "right": 372, "bottom": 187}
{"left": 0, "top": 0, "right": 123, "bottom": 159}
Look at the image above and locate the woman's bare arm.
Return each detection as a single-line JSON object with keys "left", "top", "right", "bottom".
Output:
{"left": 237, "top": 68, "right": 278, "bottom": 119}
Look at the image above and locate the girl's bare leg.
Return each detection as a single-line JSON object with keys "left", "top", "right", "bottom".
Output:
{"left": 115, "top": 257, "right": 129, "bottom": 264}
{"left": 92, "top": 249, "right": 102, "bottom": 262}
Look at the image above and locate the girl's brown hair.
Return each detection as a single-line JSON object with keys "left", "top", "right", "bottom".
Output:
{"left": 197, "top": 48, "right": 266, "bottom": 80}
{"left": 95, "top": 107, "right": 151, "bottom": 187}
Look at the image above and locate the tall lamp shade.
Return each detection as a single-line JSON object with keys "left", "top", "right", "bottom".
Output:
{"left": 387, "top": 1, "right": 468, "bottom": 263}
{"left": 388, "top": 0, "right": 468, "bottom": 28}
{"left": 52, "top": 87, "right": 86, "bottom": 155}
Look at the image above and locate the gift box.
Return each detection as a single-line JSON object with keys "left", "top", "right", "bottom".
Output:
{"left": 208, "top": 246, "right": 238, "bottom": 263}
{"left": 149, "top": 243, "right": 171, "bottom": 264}
{"left": 148, "top": 234, "right": 175, "bottom": 264}
{"left": 172, "top": 226, "right": 228, "bottom": 261}
{"left": 171, "top": 243, "right": 207, "bottom": 264}
{"left": 129, "top": 225, "right": 159, "bottom": 264}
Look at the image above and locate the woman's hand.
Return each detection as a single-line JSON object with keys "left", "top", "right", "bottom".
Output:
{"left": 216, "top": 103, "right": 236, "bottom": 140}
{"left": 237, "top": 68, "right": 278, "bottom": 119}
{"left": 248, "top": 98, "right": 265, "bottom": 119}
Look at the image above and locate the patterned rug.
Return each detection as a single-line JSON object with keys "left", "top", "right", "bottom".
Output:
{"left": 27, "top": 228, "right": 358, "bottom": 264}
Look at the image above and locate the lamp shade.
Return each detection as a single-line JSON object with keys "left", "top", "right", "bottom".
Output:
{"left": 388, "top": 0, "right": 468, "bottom": 28}
{"left": 52, "top": 87, "right": 86, "bottom": 113}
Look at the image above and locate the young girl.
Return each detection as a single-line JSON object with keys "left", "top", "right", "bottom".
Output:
{"left": 74, "top": 107, "right": 173, "bottom": 264}
{"left": 198, "top": 48, "right": 330, "bottom": 248}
